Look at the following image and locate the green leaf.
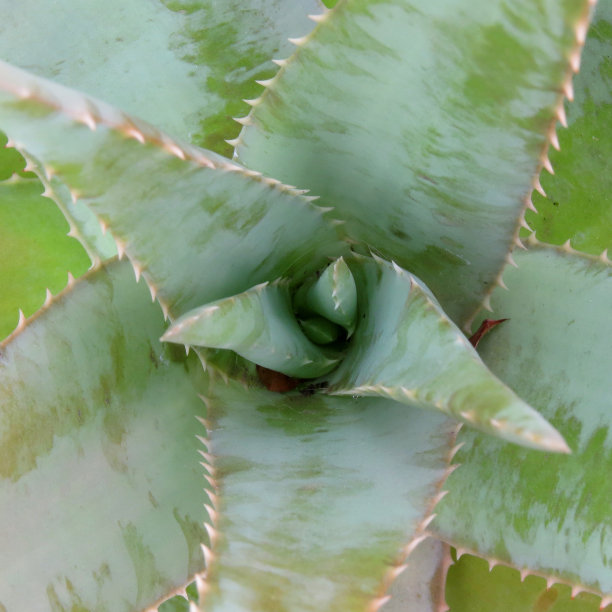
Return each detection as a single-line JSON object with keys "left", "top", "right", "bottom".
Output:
{"left": 0, "top": 171, "right": 90, "bottom": 340}
{"left": 194, "top": 372, "right": 457, "bottom": 611}
{"left": 162, "top": 280, "right": 340, "bottom": 378}
{"left": 0, "top": 260, "right": 210, "bottom": 611}
{"left": 303, "top": 256, "right": 357, "bottom": 333}
{"left": 236, "top": 0, "right": 589, "bottom": 323}
{"left": 528, "top": 0, "right": 612, "bottom": 255}
{"left": 431, "top": 245, "right": 612, "bottom": 602}
{"left": 325, "top": 255, "right": 568, "bottom": 452}
{"left": 0, "top": 0, "right": 323, "bottom": 155}
{"left": 0, "top": 61, "right": 347, "bottom": 319}
{"left": 447, "top": 554, "right": 606, "bottom": 612}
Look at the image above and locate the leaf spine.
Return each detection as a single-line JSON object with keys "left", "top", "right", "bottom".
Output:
{"left": 204, "top": 522, "right": 217, "bottom": 546}
{"left": 288, "top": 35, "right": 309, "bottom": 46}
{"left": 599, "top": 596, "right": 612, "bottom": 610}
{"left": 233, "top": 116, "right": 252, "bottom": 126}
{"left": 556, "top": 103, "right": 568, "bottom": 128}
{"left": 542, "top": 156, "right": 554, "bottom": 175}
{"left": 308, "top": 13, "right": 328, "bottom": 23}
{"left": 255, "top": 78, "right": 275, "bottom": 87}
{"left": 570, "top": 47, "right": 581, "bottom": 72}
{"left": 533, "top": 176, "right": 546, "bottom": 197}
{"left": 402, "top": 533, "right": 428, "bottom": 557}
{"left": 200, "top": 543, "right": 213, "bottom": 568}
{"left": 224, "top": 137, "right": 241, "bottom": 148}
{"left": 114, "top": 238, "right": 126, "bottom": 260}
{"left": 16, "top": 309, "right": 26, "bottom": 331}
{"left": 368, "top": 595, "right": 392, "bottom": 612}
{"left": 272, "top": 58, "right": 288, "bottom": 67}
{"left": 506, "top": 252, "right": 518, "bottom": 268}
{"left": 163, "top": 140, "right": 186, "bottom": 160}
{"left": 44, "top": 288, "right": 53, "bottom": 306}
{"left": 243, "top": 97, "right": 261, "bottom": 107}
{"left": 66, "top": 272, "right": 75, "bottom": 288}
{"left": 571, "top": 586, "right": 584, "bottom": 599}
{"left": 78, "top": 111, "right": 97, "bottom": 131}
{"left": 563, "top": 78, "right": 575, "bottom": 101}
{"left": 549, "top": 127, "right": 560, "bottom": 151}
{"left": 124, "top": 126, "right": 146, "bottom": 144}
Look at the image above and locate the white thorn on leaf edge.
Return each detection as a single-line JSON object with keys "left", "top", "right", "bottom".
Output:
{"left": 556, "top": 103, "right": 568, "bottom": 128}
{"left": 204, "top": 522, "right": 217, "bottom": 545}
{"left": 600, "top": 596, "right": 612, "bottom": 610}
{"left": 514, "top": 236, "right": 527, "bottom": 250}
{"left": 114, "top": 238, "right": 126, "bottom": 260}
{"left": 549, "top": 128, "right": 560, "bottom": 151}
{"left": 5, "top": 138, "right": 15, "bottom": 148}
{"left": 542, "top": 156, "right": 554, "bottom": 175}
{"left": 148, "top": 283, "right": 157, "bottom": 302}
{"left": 272, "top": 58, "right": 287, "bottom": 67}
{"left": 369, "top": 595, "right": 392, "bottom": 612}
{"left": 200, "top": 544, "right": 213, "bottom": 568}
{"left": 41, "top": 186, "right": 53, "bottom": 199}
{"left": 455, "top": 547, "right": 466, "bottom": 560}
{"left": 233, "top": 116, "right": 252, "bottom": 126}
{"left": 67, "top": 272, "right": 75, "bottom": 288}
{"left": 600, "top": 249, "right": 610, "bottom": 264}
{"left": 16, "top": 309, "right": 26, "bottom": 331}
{"left": 571, "top": 585, "right": 584, "bottom": 599}
{"left": 243, "top": 97, "right": 261, "bottom": 107}
{"left": 570, "top": 48, "right": 581, "bottom": 73}
{"left": 576, "top": 18, "right": 589, "bottom": 45}
{"left": 520, "top": 568, "right": 529, "bottom": 582}
{"left": 506, "top": 253, "right": 518, "bottom": 268}
{"left": 533, "top": 176, "right": 546, "bottom": 198}
{"left": 225, "top": 137, "right": 240, "bottom": 148}
{"left": 204, "top": 504, "right": 218, "bottom": 524}
{"left": 255, "top": 78, "right": 275, "bottom": 88}
{"left": 481, "top": 294, "right": 493, "bottom": 312}
{"left": 308, "top": 12, "right": 328, "bottom": 22}
{"left": 288, "top": 35, "right": 309, "bottom": 46}
{"left": 163, "top": 140, "right": 186, "bottom": 160}
{"left": 44, "top": 288, "right": 53, "bottom": 307}
{"left": 546, "top": 576, "right": 556, "bottom": 589}
{"left": 78, "top": 112, "right": 97, "bottom": 131}
{"left": 563, "top": 78, "right": 575, "bottom": 102}
{"left": 525, "top": 195, "right": 537, "bottom": 213}
{"left": 497, "top": 276, "right": 509, "bottom": 290}
{"left": 488, "top": 558, "right": 498, "bottom": 571}
{"left": 124, "top": 127, "right": 146, "bottom": 144}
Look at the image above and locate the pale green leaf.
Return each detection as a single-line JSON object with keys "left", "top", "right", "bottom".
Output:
{"left": 0, "top": 61, "right": 347, "bottom": 319}
{"left": 0, "top": 0, "right": 323, "bottom": 155}
{"left": 528, "top": 0, "right": 612, "bottom": 255}
{"left": 163, "top": 281, "right": 340, "bottom": 377}
{"left": 302, "top": 256, "right": 357, "bottom": 333}
{"left": 325, "top": 256, "right": 568, "bottom": 452}
{"left": 194, "top": 372, "right": 457, "bottom": 611}
{"left": 432, "top": 245, "right": 612, "bottom": 600}
{"left": 0, "top": 261, "right": 210, "bottom": 611}
{"left": 237, "top": 0, "right": 589, "bottom": 324}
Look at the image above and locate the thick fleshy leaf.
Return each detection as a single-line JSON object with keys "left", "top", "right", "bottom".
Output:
{"left": 0, "top": 169, "right": 90, "bottom": 339}
{"left": 528, "top": 0, "right": 612, "bottom": 255}
{"left": 0, "top": 260, "right": 210, "bottom": 611}
{"left": 302, "top": 256, "right": 357, "bottom": 332}
{"left": 325, "top": 256, "right": 568, "bottom": 452}
{"left": 432, "top": 245, "right": 612, "bottom": 601}
{"left": 0, "top": 0, "right": 322, "bottom": 155}
{"left": 162, "top": 281, "right": 340, "bottom": 377}
{"left": 237, "top": 0, "right": 590, "bottom": 324}
{"left": 195, "top": 372, "right": 457, "bottom": 611}
{"left": 0, "top": 61, "right": 347, "bottom": 319}
{"left": 446, "top": 554, "right": 606, "bottom": 612}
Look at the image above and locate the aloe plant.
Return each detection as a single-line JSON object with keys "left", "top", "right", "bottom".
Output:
{"left": 0, "top": 0, "right": 611, "bottom": 610}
